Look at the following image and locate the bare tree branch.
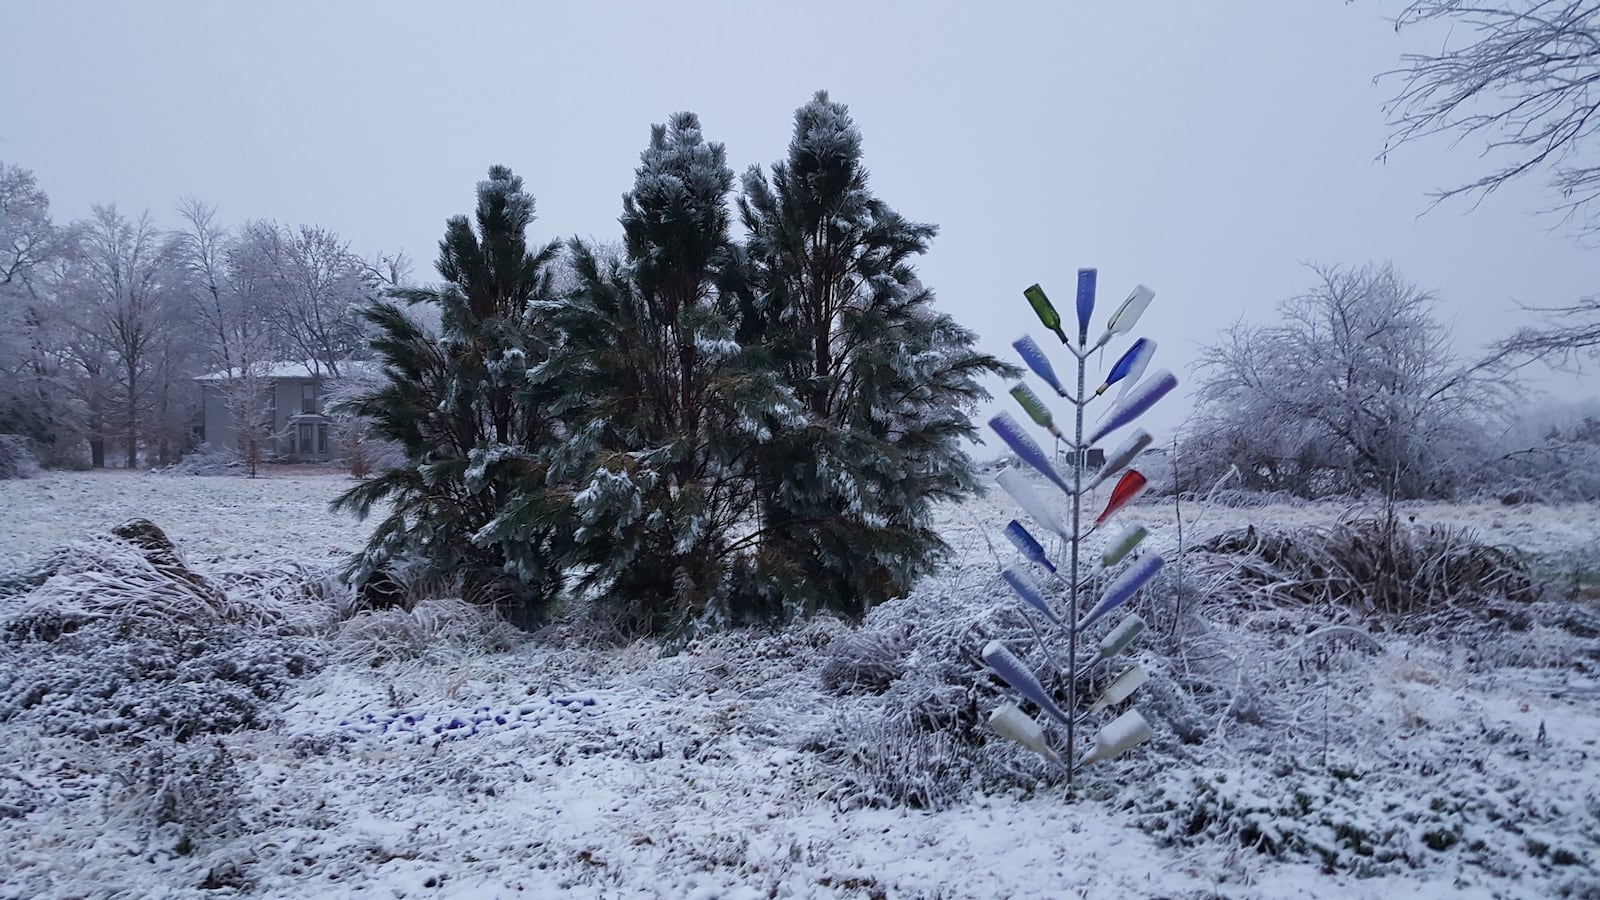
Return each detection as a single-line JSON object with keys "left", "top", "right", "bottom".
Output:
{"left": 1383, "top": 1, "right": 1600, "bottom": 234}
{"left": 1383, "top": 2, "right": 1600, "bottom": 365}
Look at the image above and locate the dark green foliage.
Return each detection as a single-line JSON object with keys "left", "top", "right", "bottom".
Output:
{"left": 735, "top": 91, "right": 1016, "bottom": 617}
{"left": 332, "top": 167, "right": 566, "bottom": 626}
{"left": 541, "top": 114, "right": 798, "bottom": 633}
{"left": 336, "top": 97, "right": 1009, "bottom": 635}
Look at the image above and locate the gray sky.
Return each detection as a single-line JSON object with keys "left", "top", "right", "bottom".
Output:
{"left": 3, "top": 1, "right": 1595, "bottom": 441}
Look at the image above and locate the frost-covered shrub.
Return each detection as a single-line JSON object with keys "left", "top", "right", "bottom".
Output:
{"left": 1189, "top": 488, "right": 1310, "bottom": 509}
{"left": 0, "top": 619, "right": 320, "bottom": 744}
{"left": 114, "top": 739, "right": 246, "bottom": 854}
{"left": 153, "top": 443, "right": 244, "bottom": 476}
{"left": 839, "top": 586, "right": 1012, "bottom": 742}
{"left": 0, "top": 523, "right": 329, "bottom": 746}
{"left": 1483, "top": 403, "right": 1600, "bottom": 502}
{"left": 1128, "top": 654, "right": 1213, "bottom": 745}
{"left": 0, "top": 547, "right": 69, "bottom": 603}
{"left": 811, "top": 700, "right": 1067, "bottom": 811}
{"left": 798, "top": 579, "right": 1139, "bottom": 803}
{"left": 1485, "top": 443, "right": 1600, "bottom": 502}
{"left": 821, "top": 626, "right": 909, "bottom": 694}
{"left": 342, "top": 551, "right": 478, "bottom": 615}
{"left": 675, "top": 610, "right": 848, "bottom": 672}
{"left": 3, "top": 522, "right": 339, "bottom": 637}
{"left": 0, "top": 434, "right": 39, "bottom": 480}
{"left": 1426, "top": 596, "right": 1600, "bottom": 671}
{"left": 814, "top": 573, "right": 1146, "bottom": 734}
{"left": 811, "top": 711, "right": 984, "bottom": 811}
{"left": 208, "top": 558, "right": 348, "bottom": 634}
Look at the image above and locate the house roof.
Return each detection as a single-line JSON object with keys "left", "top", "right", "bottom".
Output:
{"left": 194, "top": 361, "right": 373, "bottom": 382}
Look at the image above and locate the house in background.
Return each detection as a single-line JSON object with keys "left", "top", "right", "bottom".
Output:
{"left": 195, "top": 363, "right": 339, "bottom": 462}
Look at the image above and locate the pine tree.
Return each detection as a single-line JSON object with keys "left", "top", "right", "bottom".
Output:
{"left": 332, "top": 106, "right": 1008, "bottom": 634}
{"left": 736, "top": 91, "right": 1015, "bottom": 617}
{"left": 332, "top": 166, "right": 565, "bottom": 624}
{"left": 539, "top": 113, "right": 802, "bottom": 633}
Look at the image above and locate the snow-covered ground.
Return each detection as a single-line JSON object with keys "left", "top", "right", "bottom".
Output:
{"left": 0, "top": 470, "right": 363, "bottom": 567}
{"left": 1, "top": 470, "right": 1597, "bottom": 899}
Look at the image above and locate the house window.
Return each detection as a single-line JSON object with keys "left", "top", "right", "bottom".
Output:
{"left": 299, "top": 424, "right": 314, "bottom": 455}
{"left": 301, "top": 382, "right": 318, "bottom": 414}
{"left": 317, "top": 424, "right": 329, "bottom": 454}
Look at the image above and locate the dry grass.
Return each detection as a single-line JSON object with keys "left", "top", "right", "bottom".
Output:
{"left": 329, "top": 598, "right": 526, "bottom": 667}
{"left": 1196, "top": 514, "right": 1538, "bottom": 617}
{"left": 1, "top": 531, "right": 286, "bottom": 639}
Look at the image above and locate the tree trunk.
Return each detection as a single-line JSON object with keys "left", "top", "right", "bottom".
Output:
{"left": 125, "top": 367, "right": 139, "bottom": 469}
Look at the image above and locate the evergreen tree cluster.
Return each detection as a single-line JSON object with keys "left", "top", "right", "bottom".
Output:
{"left": 336, "top": 92, "right": 1013, "bottom": 634}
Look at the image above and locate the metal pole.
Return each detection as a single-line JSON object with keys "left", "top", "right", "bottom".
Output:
{"left": 1066, "top": 339, "right": 1086, "bottom": 798}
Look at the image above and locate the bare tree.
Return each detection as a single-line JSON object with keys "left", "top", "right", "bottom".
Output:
{"left": 218, "top": 365, "right": 279, "bottom": 476}
{"left": 0, "top": 161, "right": 62, "bottom": 292}
{"left": 1, "top": 163, "right": 57, "bottom": 415}
{"left": 1188, "top": 262, "right": 1515, "bottom": 499}
{"left": 147, "top": 303, "right": 207, "bottom": 466}
{"left": 175, "top": 198, "right": 265, "bottom": 378}
{"left": 52, "top": 274, "right": 116, "bottom": 468}
{"left": 174, "top": 199, "right": 283, "bottom": 467}
{"left": 0, "top": 161, "right": 78, "bottom": 463}
{"left": 1384, "top": 2, "right": 1600, "bottom": 366}
{"left": 362, "top": 248, "right": 412, "bottom": 292}
{"left": 238, "top": 221, "right": 372, "bottom": 376}
{"left": 70, "top": 206, "right": 186, "bottom": 467}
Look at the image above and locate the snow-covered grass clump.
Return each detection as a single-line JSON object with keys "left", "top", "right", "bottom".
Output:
{"left": 330, "top": 598, "right": 527, "bottom": 667}
{"left": 0, "top": 519, "right": 330, "bottom": 745}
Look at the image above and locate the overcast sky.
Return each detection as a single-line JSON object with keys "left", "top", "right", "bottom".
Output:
{"left": 3, "top": 1, "right": 1595, "bottom": 442}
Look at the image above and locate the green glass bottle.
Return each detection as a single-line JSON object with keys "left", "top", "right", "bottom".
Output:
{"left": 1008, "top": 383, "right": 1063, "bottom": 439}
{"left": 1100, "top": 523, "right": 1149, "bottom": 567}
{"left": 1097, "top": 614, "right": 1145, "bottom": 660}
{"left": 1023, "top": 284, "right": 1069, "bottom": 344}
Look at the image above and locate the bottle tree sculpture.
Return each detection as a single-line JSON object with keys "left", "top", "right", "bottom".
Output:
{"left": 984, "top": 270, "right": 1176, "bottom": 796}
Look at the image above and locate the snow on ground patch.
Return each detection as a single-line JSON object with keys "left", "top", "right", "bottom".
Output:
{"left": 0, "top": 470, "right": 363, "bottom": 567}
{"left": 0, "top": 472, "right": 1598, "bottom": 897}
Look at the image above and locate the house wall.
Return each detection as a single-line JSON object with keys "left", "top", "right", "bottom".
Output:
{"left": 273, "top": 380, "right": 298, "bottom": 429}
{"left": 199, "top": 376, "right": 339, "bottom": 462}
{"left": 277, "top": 378, "right": 335, "bottom": 462}
{"left": 201, "top": 387, "right": 236, "bottom": 450}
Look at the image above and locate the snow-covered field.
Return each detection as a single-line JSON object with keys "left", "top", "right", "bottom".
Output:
{"left": 1, "top": 470, "right": 1598, "bottom": 899}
